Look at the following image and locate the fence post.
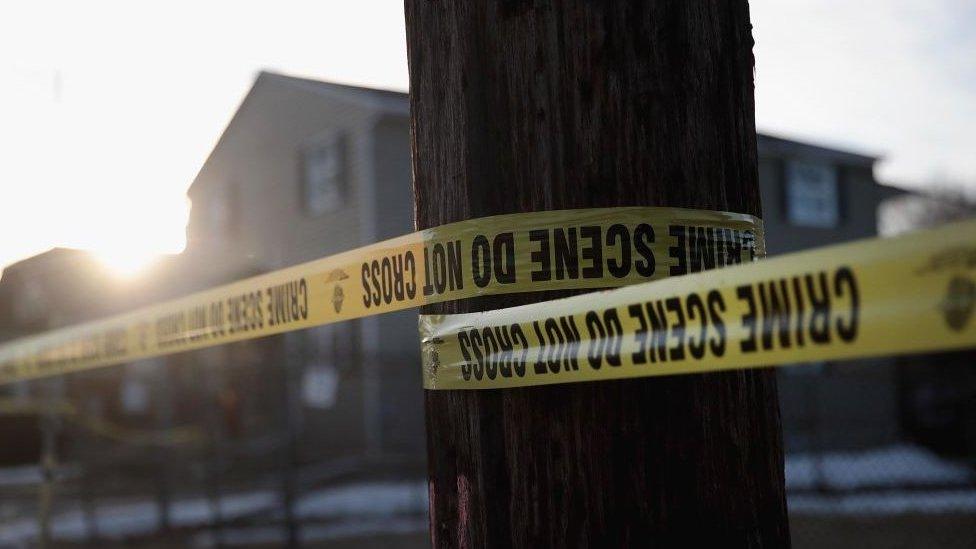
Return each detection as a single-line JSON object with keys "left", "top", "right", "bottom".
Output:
{"left": 204, "top": 358, "right": 224, "bottom": 548}
{"left": 81, "top": 446, "right": 100, "bottom": 544}
{"left": 155, "top": 362, "right": 175, "bottom": 534}
{"left": 38, "top": 378, "right": 61, "bottom": 548}
{"left": 281, "top": 334, "right": 301, "bottom": 548}
{"left": 404, "top": 1, "right": 789, "bottom": 545}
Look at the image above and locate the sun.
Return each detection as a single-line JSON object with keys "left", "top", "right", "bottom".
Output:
{"left": 93, "top": 247, "right": 163, "bottom": 278}
{"left": 87, "top": 198, "right": 189, "bottom": 278}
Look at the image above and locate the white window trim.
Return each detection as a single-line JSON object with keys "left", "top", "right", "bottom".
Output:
{"left": 786, "top": 160, "right": 840, "bottom": 229}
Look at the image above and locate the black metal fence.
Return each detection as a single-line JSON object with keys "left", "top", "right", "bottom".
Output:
{"left": 783, "top": 351, "right": 976, "bottom": 548}
{"left": 1, "top": 343, "right": 974, "bottom": 547}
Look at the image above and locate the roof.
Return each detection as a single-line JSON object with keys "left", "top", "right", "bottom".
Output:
{"left": 188, "top": 73, "right": 881, "bottom": 197}
{"left": 255, "top": 75, "right": 882, "bottom": 172}
{"left": 187, "top": 71, "right": 409, "bottom": 197}
{"left": 0, "top": 248, "right": 93, "bottom": 280}
{"left": 258, "top": 71, "right": 407, "bottom": 105}
{"left": 757, "top": 133, "right": 879, "bottom": 168}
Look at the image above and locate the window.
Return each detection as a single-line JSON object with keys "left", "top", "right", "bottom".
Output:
{"left": 14, "top": 280, "right": 47, "bottom": 323}
{"left": 786, "top": 160, "right": 839, "bottom": 228}
{"left": 302, "top": 366, "right": 339, "bottom": 409}
{"left": 210, "top": 192, "right": 231, "bottom": 232}
{"left": 120, "top": 358, "right": 163, "bottom": 414}
{"left": 300, "top": 322, "right": 355, "bottom": 409}
{"left": 205, "top": 184, "right": 236, "bottom": 237}
{"left": 121, "top": 377, "right": 149, "bottom": 413}
{"left": 303, "top": 132, "right": 347, "bottom": 214}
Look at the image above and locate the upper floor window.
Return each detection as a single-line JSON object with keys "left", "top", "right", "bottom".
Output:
{"left": 786, "top": 160, "right": 839, "bottom": 228}
{"left": 303, "top": 132, "right": 347, "bottom": 214}
{"left": 202, "top": 184, "right": 236, "bottom": 239}
{"left": 210, "top": 190, "right": 232, "bottom": 233}
{"left": 14, "top": 279, "right": 47, "bottom": 324}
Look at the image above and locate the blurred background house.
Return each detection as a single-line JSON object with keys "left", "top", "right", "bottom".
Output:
{"left": 0, "top": 71, "right": 973, "bottom": 547}
{"left": 757, "top": 133, "right": 907, "bottom": 453}
{"left": 183, "top": 71, "right": 421, "bottom": 466}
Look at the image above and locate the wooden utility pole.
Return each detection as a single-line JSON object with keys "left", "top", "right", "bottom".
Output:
{"left": 405, "top": 1, "right": 789, "bottom": 547}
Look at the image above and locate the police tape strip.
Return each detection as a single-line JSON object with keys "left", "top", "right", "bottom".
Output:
{"left": 0, "top": 398, "right": 204, "bottom": 446}
{"left": 0, "top": 207, "right": 763, "bottom": 385}
{"left": 419, "top": 218, "right": 976, "bottom": 389}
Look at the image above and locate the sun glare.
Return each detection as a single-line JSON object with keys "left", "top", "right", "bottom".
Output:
{"left": 80, "top": 198, "right": 189, "bottom": 278}
{"left": 93, "top": 248, "right": 163, "bottom": 278}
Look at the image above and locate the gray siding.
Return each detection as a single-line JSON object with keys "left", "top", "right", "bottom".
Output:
{"left": 184, "top": 74, "right": 420, "bottom": 460}
{"left": 757, "top": 152, "right": 900, "bottom": 451}
{"left": 187, "top": 74, "right": 397, "bottom": 270}
{"left": 371, "top": 116, "right": 424, "bottom": 455}
{"left": 758, "top": 158, "right": 879, "bottom": 254}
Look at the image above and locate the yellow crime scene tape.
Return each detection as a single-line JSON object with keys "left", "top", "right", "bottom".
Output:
{"left": 0, "top": 207, "right": 763, "bottom": 384}
{"left": 420, "top": 217, "right": 976, "bottom": 389}
{"left": 0, "top": 398, "right": 203, "bottom": 446}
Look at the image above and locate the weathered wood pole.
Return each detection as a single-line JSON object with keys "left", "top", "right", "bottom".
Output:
{"left": 405, "top": 1, "right": 789, "bottom": 546}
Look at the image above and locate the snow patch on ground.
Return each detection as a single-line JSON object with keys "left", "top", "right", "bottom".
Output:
{"left": 294, "top": 481, "right": 428, "bottom": 519}
{"left": 1, "top": 444, "right": 973, "bottom": 542}
{"left": 0, "top": 481, "right": 425, "bottom": 545}
{"left": 191, "top": 517, "right": 428, "bottom": 547}
{"left": 789, "top": 490, "right": 976, "bottom": 515}
{"left": 786, "top": 444, "right": 974, "bottom": 491}
{"left": 786, "top": 444, "right": 976, "bottom": 515}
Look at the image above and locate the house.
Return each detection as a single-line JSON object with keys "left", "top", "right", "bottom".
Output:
{"left": 183, "top": 72, "right": 423, "bottom": 475}
{"left": 754, "top": 134, "right": 909, "bottom": 451}
{"left": 184, "top": 71, "right": 910, "bottom": 456}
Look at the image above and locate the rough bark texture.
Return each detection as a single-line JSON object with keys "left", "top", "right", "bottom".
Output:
{"left": 405, "top": 1, "right": 789, "bottom": 547}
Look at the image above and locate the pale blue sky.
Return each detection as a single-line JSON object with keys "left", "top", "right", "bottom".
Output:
{"left": 0, "top": 0, "right": 973, "bottom": 272}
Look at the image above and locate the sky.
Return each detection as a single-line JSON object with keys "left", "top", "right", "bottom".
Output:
{"left": 0, "top": 0, "right": 973, "bottom": 273}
